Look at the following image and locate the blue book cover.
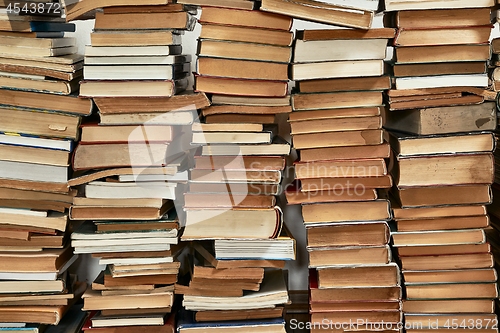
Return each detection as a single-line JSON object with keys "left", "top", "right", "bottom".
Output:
{"left": 29, "top": 22, "right": 75, "bottom": 33}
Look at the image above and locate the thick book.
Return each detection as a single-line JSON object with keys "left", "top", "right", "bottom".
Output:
{"left": 293, "top": 37, "right": 388, "bottom": 63}
{"left": 385, "top": 8, "right": 492, "bottom": 29}
{"left": 394, "top": 44, "right": 490, "bottom": 64}
{"left": 388, "top": 131, "right": 495, "bottom": 157}
{"left": 384, "top": 102, "right": 496, "bottom": 135}
{"left": 394, "top": 25, "right": 492, "bottom": 47}
{"left": 393, "top": 153, "right": 494, "bottom": 187}
{"left": 292, "top": 91, "right": 382, "bottom": 110}
{"left": 182, "top": 207, "right": 283, "bottom": 240}
{"left": 308, "top": 245, "right": 391, "bottom": 268}
{"left": 195, "top": 75, "right": 288, "bottom": 97}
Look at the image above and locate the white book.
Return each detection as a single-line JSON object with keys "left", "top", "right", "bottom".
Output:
{"left": 0, "top": 207, "right": 47, "bottom": 217}
{"left": 294, "top": 38, "right": 387, "bottom": 63}
{"left": 85, "top": 45, "right": 182, "bottom": 57}
{"left": 84, "top": 55, "right": 191, "bottom": 65}
{"left": 84, "top": 181, "right": 177, "bottom": 200}
{"left": 395, "top": 74, "right": 489, "bottom": 90}
{"left": 73, "top": 243, "right": 171, "bottom": 254}
{"left": 99, "top": 257, "right": 174, "bottom": 266}
{"left": 0, "top": 160, "right": 67, "bottom": 183}
{"left": 0, "top": 134, "right": 72, "bottom": 151}
{"left": 118, "top": 171, "right": 188, "bottom": 182}
{"left": 83, "top": 65, "right": 187, "bottom": 80}
{"left": 291, "top": 59, "right": 384, "bottom": 81}
{"left": 72, "top": 237, "right": 178, "bottom": 248}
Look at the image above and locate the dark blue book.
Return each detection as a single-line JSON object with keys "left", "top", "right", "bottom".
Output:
{"left": 29, "top": 22, "right": 75, "bottom": 32}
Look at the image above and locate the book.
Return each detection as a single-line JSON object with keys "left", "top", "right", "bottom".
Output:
{"left": 297, "top": 76, "right": 391, "bottom": 93}
{"left": 403, "top": 268, "right": 497, "bottom": 284}
{"left": 316, "top": 264, "right": 400, "bottom": 288}
{"left": 83, "top": 64, "right": 189, "bottom": 80}
{"left": 84, "top": 55, "right": 191, "bottom": 65}
{"left": 394, "top": 26, "right": 492, "bottom": 47}
{"left": 292, "top": 60, "right": 384, "bottom": 81}
{"left": 402, "top": 299, "right": 494, "bottom": 313}
{"left": 293, "top": 38, "right": 388, "bottom": 63}
{"left": 386, "top": 8, "right": 492, "bottom": 28}
{"left": 200, "top": 137, "right": 290, "bottom": 156}
{"left": 182, "top": 207, "right": 283, "bottom": 240}
{"left": 93, "top": 11, "right": 196, "bottom": 30}
{"left": 82, "top": 287, "right": 174, "bottom": 311}
{"left": 299, "top": 142, "right": 390, "bottom": 162}
{"left": 383, "top": 0, "right": 495, "bottom": 11}
{"left": 292, "top": 129, "right": 383, "bottom": 149}
{"left": 197, "top": 57, "right": 288, "bottom": 81}
{"left": 0, "top": 89, "right": 92, "bottom": 116}
{"left": 404, "top": 283, "right": 497, "bottom": 300}
{"left": 301, "top": 200, "right": 391, "bottom": 223}
{"left": 198, "top": 40, "right": 291, "bottom": 63}
{"left": 394, "top": 74, "right": 489, "bottom": 90}
{"left": 294, "top": 158, "right": 386, "bottom": 178}
{"left": 400, "top": 252, "right": 494, "bottom": 270}
{"left": 260, "top": 0, "right": 373, "bottom": 29}
{"left": 393, "top": 153, "right": 494, "bottom": 187}
{"left": 307, "top": 222, "right": 390, "bottom": 248}
{"left": 199, "top": 7, "right": 292, "bottom": 30}
{"left": 290, "top": 116, "right": 382, "bottom": 134}
{"left": 0, "top": 45, "right": 77, "bottom": 58}
{"left": 392, "top": 229, "right": 486, "bottom": 247}
{"left": 395, "top": 185, "right": 492, "bottom": 207}
{"left": 178, "top": 0, "right": 254, "bottom": 9}
{"left": 393, "top": 61, "right": 487, "bottom": 77}
{"left": 83, "top": 181, "right": 177, "bottom": 200}
{"left": 0, "top": 143, "right": 69, "bottom": 167}
{"left": 93, "top": 92, "right": 208, "bottom": 114}
{"left": 64, "top": 0, "right": 171, "bottom": 21}
{"left": 388, "top": 131, "right": 495, "bottom": 156}
{"left": 80, "top": 124, "right": 175, "bottom": 143}
{"left": 85, "top": 45, "right": 182, "bottom": 57}
{"left": 396, "top": 215, "right": 490, "bottom": 232}
{"left": 308, "top": 245, "right": 391, "bottom": 268}
{"left": 199, "top": 23, "right": 293, "bottom": 47}
{"left": 90, "top": 30, "right": 182, "bottom": 47}
{"left": 292, "top": 91, "right": 382, "bottom": 110}
{"left": 384, "top": 102, "right": 496, "bottom": 135}
{"left": 0, "top": 75, "right": 79, "bottom": 95}
{"left": 394, "top": 44, "right": 490, "bottom": 64}
{"left": 195, "top": 75, "right": 288, "bottom": 97}
{"left": 72, "top": 143, "right": 174, "bottom": 170}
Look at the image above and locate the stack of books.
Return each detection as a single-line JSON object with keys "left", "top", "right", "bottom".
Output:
{"left": 384, "top": 2, "right": 498, "bottom": 328}
{"left": 286, "top": 27, "right": 402, "bottom": 333}
{"left": 388, "top": 130, "right": 498, "bottom": 332}
{"left": 384, "top": 5, "right": 495, "bottom": 119}
{"left": 67, "top": 3, "right": 208, "bottom": 331}
{"left": 79, "top": 3, "right": 196, "bottom": 98}
{"left": 0, "top": 12, "right": 91, "bottom": 331}
{"left": 195, "top": 7, "right": 292, "bottom": 99}
{"left": 176, "top": 6, "right": 294, "bottom": 332}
